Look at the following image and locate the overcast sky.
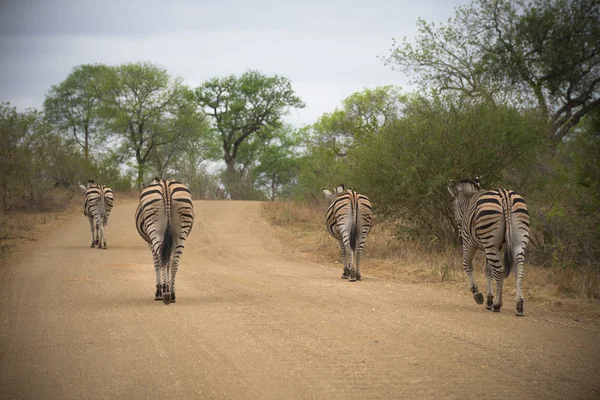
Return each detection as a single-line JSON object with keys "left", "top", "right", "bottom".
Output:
{"left": 0, "top": 0, "right": 468, "bottom": 127}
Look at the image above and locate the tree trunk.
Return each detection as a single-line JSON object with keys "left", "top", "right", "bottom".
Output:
{"left": 224, "top": 159, "right": 238, "bottom": 200}
{"left": 136, "top": 163, "right": 146, "bottom": 187}
{"left": 270, "top": 174, "right": 276, "bottom": 201}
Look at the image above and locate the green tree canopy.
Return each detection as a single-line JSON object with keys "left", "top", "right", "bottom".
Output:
{"left": 194, "top": 70, "right": 305, "bottom": 198}
{"left": 383, "top": 0, "right": 600, "bottom": 144}
{"left": 305, "top": 86, "right": 405, "bottom": 158}
{"left": 100, "top": 62, "right": 205, "bottom": 185}
{"left": 254, "top": 126, "right": 302, "bottom": 201}
{"left": 44, "top": 64, "right": 110, "bottom": 159}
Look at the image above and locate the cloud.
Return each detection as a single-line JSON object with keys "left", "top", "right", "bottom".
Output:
{"left": 0, "top": 0, "right": 465, "bottom": 125}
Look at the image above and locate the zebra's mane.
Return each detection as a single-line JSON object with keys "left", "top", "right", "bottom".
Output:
{"left": 457, "top": 178, "right": 480, "bottom": 194}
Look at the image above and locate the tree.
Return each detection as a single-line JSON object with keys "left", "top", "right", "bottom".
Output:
{"left": 194, "top": 70, "right": 305, "bottom": 198}
{"left": 44, "top": 64, "right": 109, "bottom": 160}
{"left": 0, "top": 103, "right": 87, "bottom": 213}
{"left": 254, "top": 126, "right": 302, "bottom": 201}
{"left": 307, "top": 86, "right": 405, "bottom": 157}
{"left": 383, "top": 0, "right": 600, "bottom": 145}
{"left": 347, "top": 94, "right": 543, "bottom": 245}
{"left": 146, "top": 115, "right": 211, "bottom": 179}
{"left": 100, "top": 62, "right": 204, "bottom": 185}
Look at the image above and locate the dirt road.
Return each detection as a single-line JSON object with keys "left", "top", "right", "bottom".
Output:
{"left": 1, "top": 200, "right": 599, "bottom": 399}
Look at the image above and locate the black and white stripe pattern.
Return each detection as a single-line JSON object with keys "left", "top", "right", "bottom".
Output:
{"left": 448, "top": 178, "right": 530, "bottom": 316}
{"left": 135, "top": 177, "right": 194, "bottom": 305}
{"left": 323, "top": 185, "right": 373, "bottom": 282}
{"left": 83, "top": 180, "right": 114, "bottom": 249}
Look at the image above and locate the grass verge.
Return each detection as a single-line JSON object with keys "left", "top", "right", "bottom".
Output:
{"left": 262, "top": 201, "right": 600, "bottom": 319}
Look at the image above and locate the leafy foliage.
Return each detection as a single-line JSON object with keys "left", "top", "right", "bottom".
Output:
{"left": 0, "top": 103, "right": 88, "bottom": 212}
{"left": 383, "top": 0, "right": 600, "bottom": 144}
{"left": 44, "top": 64, "right": 110, "bottom": 159}
{"left": 194, "top": 70, "right": 305, "bottom": 198}
{"left": 100, "top": 62, "right": 206, "bottom": 185}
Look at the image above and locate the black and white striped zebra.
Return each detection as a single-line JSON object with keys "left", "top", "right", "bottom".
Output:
{"left": 135, "top": 177, "right": 194, "bottom": 305}
{"left": 82, "top": 180, "right": 114, "bottom": 249}
{"left": 447, "top": 178, "right": 530, "bottom": 316}
{"left": 322, "top": 185, "right": 373, "bottom": 282}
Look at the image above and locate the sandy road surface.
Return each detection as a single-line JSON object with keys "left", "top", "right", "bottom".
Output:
{"left": 1, "top": 200, "right": 599, "bottom": 399}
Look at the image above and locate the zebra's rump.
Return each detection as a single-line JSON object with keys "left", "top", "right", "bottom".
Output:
{"left": 135, "top": 179, "right": 194, "bottom": 248}
{"left": 83, "top": 184, "right": 113, "bottom": 223}
{"left": 325, "top": 189, "right": 373, "bottom": 245}
{"left": 463, "top": 189, "right": 529, "bottom": 251}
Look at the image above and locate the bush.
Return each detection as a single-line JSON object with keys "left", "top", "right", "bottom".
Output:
{"left": 298, "top": 94, "right": 545, "bottom": 249}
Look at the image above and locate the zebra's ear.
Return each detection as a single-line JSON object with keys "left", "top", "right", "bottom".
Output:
{"left": 322, "top": 188, "right": 333, "bottom": 199}
{"left": 447, "top": 180, "right": 458, "bottom": 197}
{"left": 79, "top": 184, "right": 87, "bottom": 192}
{"left": 335, "top": 184, "right": 345, "bottom": 194}
{"left": 474, "top": 176, "right": 481, "bottom": 189}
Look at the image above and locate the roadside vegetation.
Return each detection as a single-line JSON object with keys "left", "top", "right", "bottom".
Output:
{"left": 1, "top": 0, "right": 598, "bottom": 302}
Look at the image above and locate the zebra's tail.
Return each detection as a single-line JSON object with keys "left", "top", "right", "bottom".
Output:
{"left": 503, "top": 191, "right": 513, "bottom": 277}
{"left": 350, "top": 192, "right": 358, "bottom": 251}
{"left": 161, "top": 224, "right": 173, "bottom": 305}
{"left": 160, "top": 222, "right": 172, "bottom": 270}
{"left": 160, "top": 186, "right": 173, "bottom": 269}
{"left": 100, "top": 191, "right": 108, "bottom": 226}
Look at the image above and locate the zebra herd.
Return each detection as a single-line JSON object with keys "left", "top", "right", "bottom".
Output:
{"left": 82, "top": 178, "right": 194, "bottom": 305}
{"left": 81, "top": 177, "right": 529, "bottom": 315}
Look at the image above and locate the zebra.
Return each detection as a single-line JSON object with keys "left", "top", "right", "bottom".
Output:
{"left": 135, "top": 177, "right": 194, "bottom": 305}
{"left": 447, "top": 178, "right": 530, "bottom": 316}
{"left": 322, "top": 184, "right": 373, "bottom": 282}
{"left": 82, "top": 180, "right": 114, "bottom": 249}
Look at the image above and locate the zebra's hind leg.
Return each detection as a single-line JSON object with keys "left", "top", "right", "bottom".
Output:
{"left": 88, "top": 217, "right": 96, "bottom": 247}
{"left": 514, "top": 248, "right": 526, "bottom": 316}
{"left": 355, "top": 231, "right": 369, "bottom": 281}
{"left": 355, "top": 248, "right": 362, "bottom": 281}
{"left": 101, "top": 223, "right": 107, "bottom": 249}
{"left": 162, "top": 282, "right": 171, "bottom": 305}
{"left": 153, "top": 253, "right": 163, "bottom": 301}
{"left": 170, "top": 246, "right": 183, "bottom": 303}
{"left": 463, "top": 246, "right": 483, "bottom": 304}
{"left": 94, "top": 221, "right": 102, "bottom": 248}
{"left": 161, "top": 258, "right": 171, "bottom": 305}
{"left": 94, "top": 219, "right": 107, "bottom": 250}
{"left": 485, "top": 261, "right": 494, "bottom": 310}
{"left": 339, "top": 240, "right": 349, "bottom": 279}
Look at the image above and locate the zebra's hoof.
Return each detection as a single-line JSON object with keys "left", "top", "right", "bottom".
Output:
{"left": 356, "top": 274, "right": 362, "bottom": 281}
{"left": 162, "top": 292, "right": 172, "bottom": 305}
{"left": 90, "top": 244, "right": 95, "bottom": 248}
{"left": 486, "top": 294, "right": 494, "bottom": 310}
{"left": 492, "top": 303, "right": 502, "bottom": 312}
{"left": 515, "top": 299, "right": 524, "bottom": 316}
{"left": 341, "top": 274, "right": 349, "bottom": 279}
{"left": 473, "top": 292, "right": 484, "bottom": 305}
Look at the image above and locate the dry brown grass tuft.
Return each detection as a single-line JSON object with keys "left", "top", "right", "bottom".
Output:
{"left": 262, "top": 201, "right": 600, "bottom": 318}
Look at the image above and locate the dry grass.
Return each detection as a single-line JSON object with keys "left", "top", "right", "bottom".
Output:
{"left": 263, "top": 201, "right": 600, "bottom": 319}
